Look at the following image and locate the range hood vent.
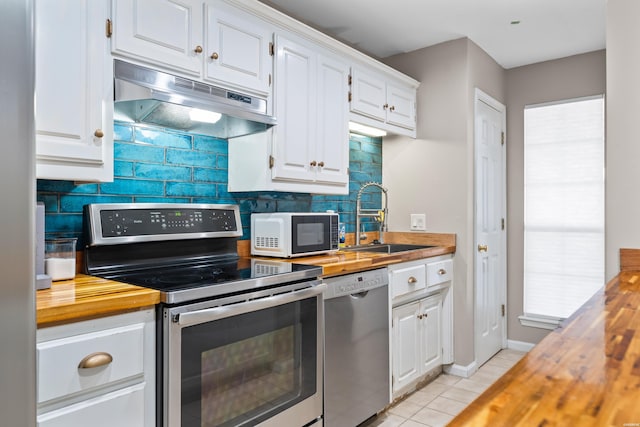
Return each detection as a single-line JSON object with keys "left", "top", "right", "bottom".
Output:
{"left": 114, "top": 60, "right": 276, "bottom": 139}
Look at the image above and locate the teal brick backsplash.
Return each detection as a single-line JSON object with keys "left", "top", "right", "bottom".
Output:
{"left": 37, "top": 123, "right": 383, "bottom": 244}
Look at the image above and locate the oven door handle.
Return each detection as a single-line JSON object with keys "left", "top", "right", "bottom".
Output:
{"left": 176, "top": 282, "right": 326, "bottom": 326}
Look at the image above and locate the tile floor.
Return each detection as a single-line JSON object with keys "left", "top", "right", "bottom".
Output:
{"left": 364, "top": 349, "right": 527, "bottom": 427}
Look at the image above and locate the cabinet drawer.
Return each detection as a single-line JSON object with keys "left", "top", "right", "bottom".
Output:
{"left": 37, "top": 383, "right": 145, "bottom": 427}
{"left": 391, "top": 264, "right": 426, "bottom": 299}
{"left": 37, "top": 323, "right": 144, "bottom": 403}
{"left": 426, "top": 259, "right": 453, "bottom": 287}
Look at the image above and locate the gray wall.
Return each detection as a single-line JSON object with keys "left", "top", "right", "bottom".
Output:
{"left": 0, "top": 0, "right": 36, "bottom": 425}
{"left": 504, "top": 50, "right": 606, "bottom": 344}
{"left": 383, "top": 38, "right": 505, "bottom": 366}
{"left": 606, "top": 0, "right": 640, "bottom": 279}
{"left": 385, "top": 39, "right": 606, "bottom": 362}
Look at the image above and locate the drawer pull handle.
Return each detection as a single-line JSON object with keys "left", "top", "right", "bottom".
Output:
{"left": 478, "top": 244, "right": 488, "bottom": 252}
{"left": 438, "top": 268, "right": 446, "bottom": 275}
{"left": 78, "top": 352, "right": 113, "bottom": 369}
{"left": 408, "top": 276, "right": 418, "bottom": 284}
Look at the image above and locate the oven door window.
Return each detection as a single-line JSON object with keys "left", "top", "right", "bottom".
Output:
{"left": 291, "top": 216, "right": 330, "bottom": 254}
{"left": 180, "top": 298, "right": 317, "bottom": 427}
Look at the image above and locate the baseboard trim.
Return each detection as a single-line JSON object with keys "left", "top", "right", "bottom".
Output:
{"left": 443, "top": 361, "right": 478, "bottom": 378}
{"left": 507, "top": 339, "right": 535, "bottom": 352}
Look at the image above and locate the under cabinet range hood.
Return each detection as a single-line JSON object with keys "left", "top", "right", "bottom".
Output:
{"left": 113, "top": 60, "right": 276, "bottom": 139}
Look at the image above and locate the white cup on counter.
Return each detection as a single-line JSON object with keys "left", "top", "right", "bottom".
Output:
{"left": 45, "top": 238, "right": 77, "bottom": 281}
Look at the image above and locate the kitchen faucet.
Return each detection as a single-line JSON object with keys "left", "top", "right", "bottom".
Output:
{"left": 355, "top": 182, "right": 388, "bottom": 244}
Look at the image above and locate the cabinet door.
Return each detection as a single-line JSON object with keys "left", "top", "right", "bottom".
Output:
{"left": 112, "top": 0, "right": 203, "bottom": 76}
{"left": 386, "top": 82, "right": 416, "bottom": 130}
{"left": 420, "top": 295, "right": 442, "bottom": 374}
{"left": 392, "top": 301, "right": 421, "bottom": 392}
{"left": 350, "top": 68, "right": 386, "bottom": 121}
{"left": 35, "top": 0, "right": 114, "bottom": 182}
{"left": 205, "top": 0, "right": 272, "bottom": 95}
{"left": 315, "top": 53, "right": 349, "bottom": 185}
{"left": 271, "top": 34, "right": 316, "bottom": 182}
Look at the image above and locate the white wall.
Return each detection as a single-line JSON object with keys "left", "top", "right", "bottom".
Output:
{"left": 384, "top": 38, "right": 505, "bottom": 366}
{"left": 505, "top": 50, "right": 606, "bottom": 344}
{"left": 606, "top": 0, "right": 640, "bottom": 278}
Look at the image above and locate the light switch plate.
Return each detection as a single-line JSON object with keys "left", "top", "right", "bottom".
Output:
{"left": 410, "top": 213, "right": 426, "bottom": 230}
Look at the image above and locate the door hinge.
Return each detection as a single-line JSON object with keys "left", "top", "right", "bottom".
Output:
{"left": 269, "top": 74, "right": 272, "bottom": 86}
{"left": 501, "top": 131, "right": 505, "bottom": 146}
{"left": 348, "top": 74, "right": 352, "bottom": 85}
{"left": 501, "top": 304, "right": 505, "bottom": 317}
{"left": 501, "top": 218, "right": 505, "bottom": 230}
{"left": 105, "top": 18, "right": 113, "bottom": 38}
{"left": 269, "top": 42, "right": 275, "bottom": 56}
{"left": 348, "top": 92, "right": 352, "bottom": 102}
{"left": 269, "top": 155, "right": 274, "bottom": 169}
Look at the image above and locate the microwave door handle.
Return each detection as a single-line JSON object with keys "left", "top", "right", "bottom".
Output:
{"left": 176, "top": 283, "right": 326, "bottom": 327}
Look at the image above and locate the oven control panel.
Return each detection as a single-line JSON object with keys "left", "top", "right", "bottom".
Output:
{"left": 85, "top": 203, "right": 243, "bottom": 244}
{"left": 100, "top": 208, "right": 238, "bottom": 237}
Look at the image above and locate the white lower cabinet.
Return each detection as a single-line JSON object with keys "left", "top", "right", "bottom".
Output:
{"left": 36, "top": 309, "right": 155, "bottom": 427}
{"left": 392, "top": 294, "right": 442, "bottom": 393}
{"left": 390, "top": 255, "right": 453, "bottom": 396}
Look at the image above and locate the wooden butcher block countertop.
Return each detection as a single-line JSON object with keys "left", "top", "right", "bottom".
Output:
{"left": 36, "top": 274, "right": 160, "bottom": 328}
{"left": 448, "top": 248, "right": 640, "bottom": 427}
{"left": 244, "top": 231, "right": 456, "bottom": 277}
{"left": 36, "top": 232, "right": 454, "bottom": 327}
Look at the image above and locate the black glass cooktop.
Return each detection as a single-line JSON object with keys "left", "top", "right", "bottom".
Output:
{"left": 101, "top": 257, "right": 322, "bottom": 304}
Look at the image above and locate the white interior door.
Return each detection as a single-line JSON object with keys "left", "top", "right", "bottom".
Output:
{"left": 474, "top": 89, "right": 506, "bottom": 367}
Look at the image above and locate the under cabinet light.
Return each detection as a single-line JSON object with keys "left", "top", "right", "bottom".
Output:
{"left": 348, "top": 121, "right": 387, "bottom": 137}
{"left": 189, "top": 108, "right": 222, "bottom": 124}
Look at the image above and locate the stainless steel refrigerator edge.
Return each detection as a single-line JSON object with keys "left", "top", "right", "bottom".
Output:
{"left": 0, "top": 0, "right": 37, "bottom": 425}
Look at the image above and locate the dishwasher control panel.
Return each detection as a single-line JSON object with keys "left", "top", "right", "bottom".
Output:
{"left": 322, "top": 268, "right": 389, "bottom": 300}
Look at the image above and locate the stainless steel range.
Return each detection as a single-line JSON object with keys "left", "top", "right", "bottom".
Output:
{"left": 83, "top": 203, "right": 325, "bottom": 427}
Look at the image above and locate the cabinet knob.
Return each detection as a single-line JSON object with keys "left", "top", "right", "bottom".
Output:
{"left": 389, "top": 105, "right": 395, "bottom": 112}
{"left": 383, "top": 103, "right": 389, "bottom": 110}
{"left": 194, "top": 45, "right": 203, "bottom": 54}
{"left": 417, "top": 314, "right": 423, "bottom": 320}
{"left": 94, "top": 129, "right": 104, "bottom": 138}
{"left": 438, "top": 268, "right": 447, "bottom": 275}
{"left": 408, "top": 276, "right": 417, "bottom": 284}
{"left": 210, "top": 52, "right": 219, "bottom": 60}
{"left": 318, "top": 161, "right": 325, "bottom": 167}
{"left": 478, "top": 244, "right": 488, "bottom": 253}
{"left": 78, "top": 352, "right": 113, "bottom": 369}
{"left": 310, "top": 160, "right": 317, "bottom": 167}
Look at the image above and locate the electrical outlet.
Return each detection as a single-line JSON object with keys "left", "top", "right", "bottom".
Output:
{"left": 410, "top": 213, "right": 426, "bottom": 231}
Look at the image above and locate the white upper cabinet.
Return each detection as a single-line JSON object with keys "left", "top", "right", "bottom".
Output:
{"left": 315, "top": 53, "right": 350, "bottom": 185}
{"left": 111, "top": 0, "right": 204, "bottom": 76}
{"left": 350, "top": 69, "right": 387, "bottom": 121}
{"left": 271, "top": 33, "right": 349, "bottom": 187}
{"left": 111, "top": 0, "right": 273, "bottom": 96}
{"left": 270, "top": 33, "right": 317, "bottom": 183}
{"left": 227, "top": 32, "right": 349, "bottom": 194}
{"left": 35, "top": 0, "right": 113, "bottom": 182}
{"left": 204, "top": 0, "right": 272, "bottom": 95}
{"left": 350, "top": 67, "right": 417, "bottom": 137}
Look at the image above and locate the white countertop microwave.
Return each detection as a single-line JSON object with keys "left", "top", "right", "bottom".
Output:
{"left": 251, "top": 212, "right": 340, "bottom": 258}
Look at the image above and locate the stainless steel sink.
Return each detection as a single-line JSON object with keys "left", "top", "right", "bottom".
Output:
{"left": 341, "top": 243, "right": 436, "bottom": 254}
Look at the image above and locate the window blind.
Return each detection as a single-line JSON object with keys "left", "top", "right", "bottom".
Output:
{"left": 523, "top": 96, "right": 604, "bottom": 320}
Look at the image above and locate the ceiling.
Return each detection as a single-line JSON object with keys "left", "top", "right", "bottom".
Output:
{"left": 259, "top": 0, "right": 606, "bottom": 69}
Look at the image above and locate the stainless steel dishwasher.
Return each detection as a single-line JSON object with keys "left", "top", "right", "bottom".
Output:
{"left": 323, "top": 268, "right": 390, "bottom": 426}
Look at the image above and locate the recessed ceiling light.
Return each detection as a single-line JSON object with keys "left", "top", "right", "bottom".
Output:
{"left": 510, "top": 20, "right": 521, "bottom": 25}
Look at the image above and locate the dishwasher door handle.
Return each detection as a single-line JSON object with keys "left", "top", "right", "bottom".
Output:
{"left": 350, "top": 290, "right": 370, "bottom": 299}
